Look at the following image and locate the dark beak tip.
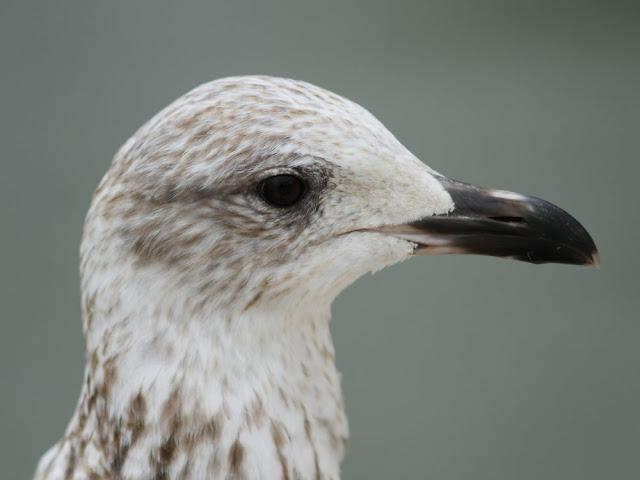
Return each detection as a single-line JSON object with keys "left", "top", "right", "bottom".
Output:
{"left": 571, "top": 223, "right": 599, "bottom": 268}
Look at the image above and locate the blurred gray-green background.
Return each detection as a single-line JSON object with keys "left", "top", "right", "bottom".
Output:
{"left": 1, "top": 1, "right": 638, "bottom": 478}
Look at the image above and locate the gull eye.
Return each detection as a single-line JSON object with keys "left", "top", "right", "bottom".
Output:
{"left": 258, "top": 174, "right": 306, "bottom": 208}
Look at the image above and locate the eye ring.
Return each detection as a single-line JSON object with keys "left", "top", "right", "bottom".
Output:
{"left": 257, "top": 174, "right": 307, "bottom": 208}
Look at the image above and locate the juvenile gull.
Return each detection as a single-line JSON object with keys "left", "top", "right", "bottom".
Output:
{"left": 34, "top": 76, "right": 597, "bottom": 480}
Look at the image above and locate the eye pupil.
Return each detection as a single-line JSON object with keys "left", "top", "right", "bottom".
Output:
{"left": 259, "top": 174, "right": 305, "bottom": 207}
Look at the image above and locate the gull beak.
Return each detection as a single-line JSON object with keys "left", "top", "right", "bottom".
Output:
{"left": 372, "top": 176, "right": 599, "bottom": 266}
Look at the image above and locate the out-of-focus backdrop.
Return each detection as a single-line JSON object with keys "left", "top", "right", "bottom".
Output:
{"left": 1, "top": 1, "right": 638, "bottom": 478}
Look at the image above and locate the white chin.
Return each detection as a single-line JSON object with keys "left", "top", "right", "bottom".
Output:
{"left": 305, "top": 232, "right": 414, "bottom": 297}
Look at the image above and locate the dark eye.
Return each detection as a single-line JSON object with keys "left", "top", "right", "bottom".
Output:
{"left": 258, "top": 174, "right": 306, "bottom": 208}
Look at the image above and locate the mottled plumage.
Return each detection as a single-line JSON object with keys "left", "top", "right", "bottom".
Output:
{"left": 35, "top": 75, "right": 597, "bottom": 480}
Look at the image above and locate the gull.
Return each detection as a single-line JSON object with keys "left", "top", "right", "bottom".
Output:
{"left": 34, "top": 75, "right": 598, "bottom": 480}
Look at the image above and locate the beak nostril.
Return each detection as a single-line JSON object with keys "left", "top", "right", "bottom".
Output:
{"left": 488, "top": 216, "right": 527, "bottom": 224}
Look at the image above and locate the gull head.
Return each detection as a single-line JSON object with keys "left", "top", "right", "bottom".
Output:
{"left": 83, "top": 76, "right": 597, "bottom": 326}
